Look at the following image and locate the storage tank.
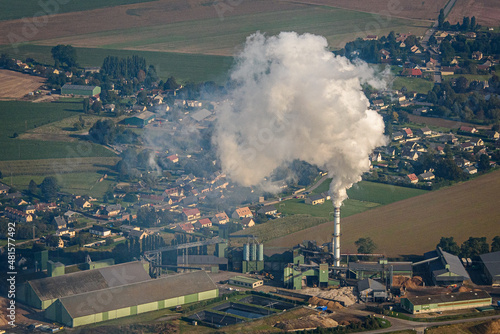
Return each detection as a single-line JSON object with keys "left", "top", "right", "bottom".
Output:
{"left": 250, "top": 243, "right": 257, "bottom": 261}
{"left": 258, "top": 243, "right": 264, "bottom": 262}
{"left": 243, "top": 243, "right": 250, "bottom": 261}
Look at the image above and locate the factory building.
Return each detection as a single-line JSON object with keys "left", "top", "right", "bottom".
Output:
{"left": 61, "top": 84, "right": 101, "bottom": 97}
{"left": 348, "top": 259, "right": 413, "bottom": 280}
{"left": 401, "top": 291, "right": 491, "bottom": 314}
{"left": 283, "top": 263, "right": 331, "bottom": 290}
{"left": 228, "top": 276, "right": 264, "bottom": 289}
{"left": 45, "top": 271, "right": 218, "bottom": 327}
{"left": 357, "top": 278, "right": 387, "bottom": 302}
{"left": 241, "top": 242, "right": 265, "bottom": 273}
{"left": 122, "top": 111, "right": 156, "bottom": 127}
{"left": 421, "top": 247, "right": 470, "bottom": 286}
{"left": 18, "top": 261, "right": 150, "bottom": 310}
{"left": 479, "top": 251, "right": 500, "bottom": 286}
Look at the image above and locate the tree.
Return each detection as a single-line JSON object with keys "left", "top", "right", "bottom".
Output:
{"left": 460, "top": 237, "right": 489, "bottom": 258}
{"left": 491, "top": 236, "right": 500, "bottom": 252}
{"left": 51, "top": 44, "right": 77, "bottom": 67}
{"left": 45, "top": 235, "right": 61, "bottom": 248}
{"left": 438, "top": 9, "right": 445, "bottom": 29}
{"left": 40, "top": 176, "right": 59, "bottom": 201}
{"left": 28, "top": 179, "right": 38, "bottom": 195}
{"left": 105, "top": 237, "right": 114, "bottom": 246}
{"left": 470, "top": 16, "right": 476, "bottom": 31}
{"left": 0, "top": 170, "right": 2, "bottom": 178}
{"left": 461, "top": 16, "right": 470, "bottom": 31}
{"left": 82, "top": 98, "right": 90, "bottom": 114}
{"left": 437, "top": 237, "right": 460, "bottom": 255}
{"left": 164, "top": 76, "right": 179, "bottom": 90}
{"left": 478, "top": 154, "right": 490, "bottom": 172}
{"left": 355, "top": 237, "right": 377, "bottom": 254}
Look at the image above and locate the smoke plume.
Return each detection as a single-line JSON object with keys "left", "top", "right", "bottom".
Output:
{"left": 215, "top": 32, "right": 388, "bottom": 207}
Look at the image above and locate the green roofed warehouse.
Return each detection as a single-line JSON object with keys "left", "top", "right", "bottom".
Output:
{"left": 45, "top": 270, "right": 218, "bottom": 327}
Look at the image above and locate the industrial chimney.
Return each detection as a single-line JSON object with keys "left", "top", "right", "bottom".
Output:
{"left": 333, "top": 207, "right": 341, "bottom": 267}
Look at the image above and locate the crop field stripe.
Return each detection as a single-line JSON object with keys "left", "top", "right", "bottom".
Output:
{"left": 0, "top": 0, "right": 158, "bottom": 22}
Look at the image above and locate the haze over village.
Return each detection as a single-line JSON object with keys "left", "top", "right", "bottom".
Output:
{"left": 0, "top": 0, "right": 499, "bottom": 333}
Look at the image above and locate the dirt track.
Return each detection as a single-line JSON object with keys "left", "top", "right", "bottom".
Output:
{"left": 266, "top": 169, "right": 500, "bottom": 257}
{"left": 0, "top": 69, "right": 45, "bottom": 99}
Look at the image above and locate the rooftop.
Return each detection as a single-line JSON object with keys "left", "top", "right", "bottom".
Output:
{"left": 405, "top": 290, "right": 490, "bottom": 306}
{"left": 480, "top": 251, "right": 500, "bottom": 278}
{"left": 230, "top": 276, "right": 262, "bottom": 284}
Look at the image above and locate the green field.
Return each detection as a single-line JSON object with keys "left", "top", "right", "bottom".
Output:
{"left": 0, "top": 44, "right": 233, "bottom": 83}
{"left": 313, "top": 180, "right": 428, "bottom": 205}
{"left": 392, "top": 76, "right": 434, "bottom": 94}
{"left": 0, "top": 0, "right": 157, "bottom": 21}
{"left": 7, "top": 171, "right": 117, "bottom": 198}
{"left": 0, "top": 101, "right": 115, "bottom": 161}
{"left": 279, "top": 198, "right": 380, "bottom": 219}
{"left": 42, "top": 6, "right": 427, "bottom": 54}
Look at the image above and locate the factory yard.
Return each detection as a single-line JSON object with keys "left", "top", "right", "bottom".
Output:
{"left": 0, "top": 69, "right": 45, "bottom": 100}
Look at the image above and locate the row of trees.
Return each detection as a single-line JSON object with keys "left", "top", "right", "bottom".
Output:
{"left": 437, "top": 236, "right": 500, "bottom": 258}
{"left": 88, "top": 119, "right": 139, "bottom": 145}
{"left": 439, "top": 10, "right": 480, "bottom": 32}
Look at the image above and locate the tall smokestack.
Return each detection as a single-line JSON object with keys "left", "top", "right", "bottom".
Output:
{"left": 333, "top": 207, "right": 341, "bottom": 267}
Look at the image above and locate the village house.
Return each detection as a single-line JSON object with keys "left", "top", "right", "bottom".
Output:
{"left": 485, "top": 131, "right": 499, "bottom": 140}
{"left": 194, "top": 218, "right": 212, "bottom": 229}
{"left": 74, "top": 197, "right": 91, "bottom": 209}
{"left": 402, "top": 68, "right": 422, "bottom": 77}
{"left": 105, "top": 204, "right": 122, "bottom": 217}
{"left": 212, "top": 212, "right": 229, "bottom": 225}
{"left": 459, "top": 126, "right": 478, "bottom": 134}
{"left": 418, "top": 127, "right": 432, "bottom": 136}
{"left": 90, "top": 225, "right": 111, "bottom": 237}
{"left": 472, "top": 51, "right": 483, "bottom": 60}
{"left": 257, "top": 205, "right": 278, "bottom": 216}
{"left": 232, "top": 207, "right": 253, "bottom": 219}
{"left": 403, "top": 128, "right": 413, "bottom": 138}
{"left": 455, "top": 158, "right": 471, "bottom": 168}
{"left": 5, "top": 207, "right": 33, "bottom": 222}
{"left": 23, "top": 205, "right": 36, "bottom": 215}
{"left": 407, "top": 173, "right": 419, "bottom": 184}
{"left": 176, "top": 222, "right": 195, "bottom": 233}
{"left": 0, "top": 183, "right": 10, "bottom": 195}
{"left": 419, "top": 171, "right": 435, "bottom": 181}
{"left": 460, "top": 142, "right": 475, "bottom": 151}
{"left": 241, "top": 217, "right": 256, "bottom": 228}
{"left": 55, "top": 228, "right": 76, "bottom": 238}
{"left": 392, "top": 131, "right": 404, "bottom": 141}
{"left": 305, "top": 194, "right": 326, "bottom": 205}
{"left": 464, "top": 166, "right": 478, "bottom": 175}
{"left": 53, "top": 216, "right": 67, "bottom": 229}
{"left": 13, "top": 198, "right": 28, "bottom": 206}
{"left": 128, "top": 229, "right": 147, "bottom": 240}
{"left": 183, "top": 208, "right": 201, "bottom": 221}
{"left": 469, "top": 138, "right": 484, "bottom": 146}
{"left": 167, "top": 154, "right": 179, "bottom": 163}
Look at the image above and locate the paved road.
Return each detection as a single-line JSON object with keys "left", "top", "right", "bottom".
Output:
{"left": 420, "top": 0, "right": 457, "bottom": 85}
{"left": 345, "top": 308, "right": 500, "bottom": 333}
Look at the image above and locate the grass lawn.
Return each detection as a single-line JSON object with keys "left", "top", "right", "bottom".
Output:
{"left": 0, "top": 100, "right": 115, "bottom": 161}
{"left": 7, "top": 171, "right": 117, "bottom": 198}
{"left": 392, "top": 76, "right": 434, "bottom": 94}
{"left": 0, "top": 0, "right": 157, "bottom": 21}
{"left": 442, "top": 74, "right": 492, "bottom": 82}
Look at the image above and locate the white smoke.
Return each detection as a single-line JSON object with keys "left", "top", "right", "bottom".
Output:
{"left": 215, "top": 32, "right": 388, "bottom": 207}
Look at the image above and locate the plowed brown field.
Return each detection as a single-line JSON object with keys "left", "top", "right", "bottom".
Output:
{"left": 266, "top": 169, "right": 500, "bottom": 257}
{"left": 0, "top": 69, "right": 45, "bottom": 99}
{"left": 447, "top": 0, "right": 500, "bottom": 27}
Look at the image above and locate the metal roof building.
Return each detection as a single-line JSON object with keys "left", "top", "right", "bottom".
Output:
{"left": 357, "top": 278, "right": 387, "bottom": 302}
{"left": 122, "top": 111, "right": 156, "bottom": 127}
{"left": 45, "top": 270, "right": 218, "bottom": 327}
{"left": 18, "top": 261, "right": 150, "bottom": 310}
{"left": 61, "top": 84, "right": 101, "bottom": 97}
{"left": 423, "top": 247, "right": 470, "bottom": 285}
{"left": 401, "top": 291, "right": 491, "bottom": 314}
{"left": 479, "top": 251, "right": 500, "bottom": 286}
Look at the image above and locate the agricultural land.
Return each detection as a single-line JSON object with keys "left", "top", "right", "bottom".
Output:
{"left": 0, "top": 69, "right": 45, "bottom": 100}
{"left": 266, "top": 169, "right": 500, "bottom": 257}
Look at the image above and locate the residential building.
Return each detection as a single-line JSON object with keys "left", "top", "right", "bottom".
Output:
{"left": 257, "top": 205, "right": 278, "bottom": 216}
{"left": 74, "top": 197, "right": 91, "bottom": 209}
{"left": 194, "top": 218, "right": 213, "bottom": 229}
{"left": 55, "top": 228, "right": 76, "bottom": 238}
{"left": 305, "top": 194, "right": 326, "bottom": 205}
{"left": 418, "top": 172, "right": 435, "bottom": 181}
{"left": 53, "top": 216, "right": 67, "bottom": 229}
{"left": 0, "top": 183, "right": 10, "bottom": 194}
{"left": 241, "top": 218, "right": 256, "bottom": 228}
{"left": 407, "top": 173, "right": 418, "bottom": 184}
{"left": 106, "top": 204, "right": 122, "bottom": 217}
{"left": 183, "top": 208, "right": 200, "bottom": 221}
{"left": 212, "top": 212, "right": 229, "bottom": 225}
{"left": 232, "top": 207, "right": 253, "bottom": 219}
{"left": 5, "top": 207, "right": 33, "bottom": 222}
{"left": 89, "top": 225, "right": 111, "bottom": 237}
